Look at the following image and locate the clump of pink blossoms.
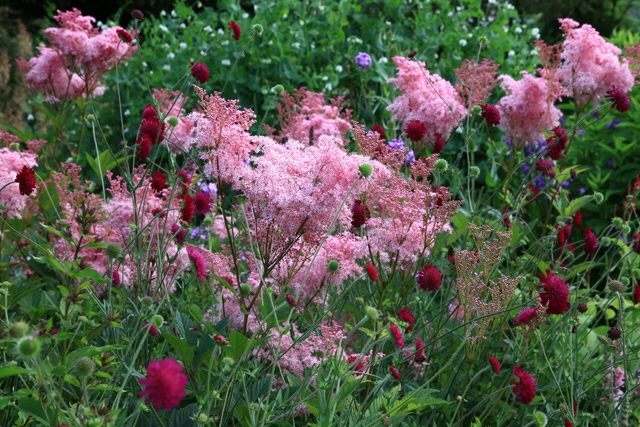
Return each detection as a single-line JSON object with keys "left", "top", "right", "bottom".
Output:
{"left": 18, "top": 9, "right": 137, "bottom": 102}
{"left": 556, "top": 18, "right": 634, "bottom": 107}
{"left": 152, "top": 89, "right": 196, "bottom": 153}
{"left": 497, "top": 72, "right": 563, "bottom": 145}
{"left": 388, "top": 56, "right": 467, "bottom": 143}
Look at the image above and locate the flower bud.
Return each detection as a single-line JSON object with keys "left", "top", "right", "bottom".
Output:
{"left": 167, "top": 116, "right": 179, "bottom": 127}
{"left": 608, "top": 280, "right": 624, "bottom": 292}
{"left": 612, "top": 217, "right": 624, "bottom": 227}
{"left": 151, "top": 314, "right": 164, "bottom": 327}
{"left": 222, "top": 356, "right": 235, "bottom": 366}
{"left": 608, "top": 327, "right": 621, "bottom": 340}
{"left": 76, "top": 356, "right": 95, "bottom": 377}
{"left": 469, "top": 166, "right": 480, "bottom": 179}
{"left": 240, "top": 283, "right": 252, "bottom": 296}
{"left": 105, "top": 243, "right": 122, "bottom": 259}
{"left": 435, "top": 159, "right": 448, "bottom": 172}
{"left": 251, "top": 24, "right": 264, "bottom": 36}
{"left": 359, "top": 163, "right": 373, "bottom": 178}
{"left": 593, "top": 192, "right": 604, "bottom": 204}
{"left": 271, "top": 84, "right": 285, "bottom": 95}
{"left": 577, "top": 303, "right": 588, "bottom": 313}
{"left": 364, "top": 306, "right": 379, "bottom": 320}
{"left": 131, "top": 9, "right": 145, "bottom": 20}
{"left": 327, "top": 259, "right": 340, "bottom": 273}
{"left": 621, "top": 224, "right": 631, "bottom": 235}
{"left": 10, "top": 321, "right": 29, "bottom": 338}
{"left": 85, "top": 114, "right": 96, "bottom": 123}
{"left": 355, "top": 297, "right": 365, "bottom": 305}
{"left": 17, "top": 336, "right": 41, "bottom": 358}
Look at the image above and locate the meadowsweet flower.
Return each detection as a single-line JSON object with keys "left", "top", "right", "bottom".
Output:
{"left": 539, "top": 272, "right": 570, "bottom": 314}
{"left": 604, "top": 367, "right": 625, "bottom": 403}
{"left": 228, "top": 21, "right": 241, "bottom": 40}
{"left": 455, "top": 59, "right": 499, "bottom": 108}
{"left": 388, "top": 56, "right": 467, "bottom": 142}
{"left": 556, "top": 18, "right": 634, "bottom": 107}
{"left": 397, "top": 307, "right": 415, "bottom": 332}
{"left": 354, "top": 52, "right": 372, "bottom": 69}
{"left": 488, "top": 355, "right": 501, "bottom": 374}
{"left": 512, "top": 366, "right": 536, "bottom": 404}
{"left": 583, "top": 227, "right": 598, "bottom": 255}
{"left": 365, "top": 263, "right": 379, "bottom": 281}
{"left": 389, "top": 323, "right": 405, "bottom": 348}
{"left": 191, "top": 62, "right": 210, "bottom": 83}
{"left": 15, "top": 166, "right": 36, "bottom": 195}
{"left": 139, "top": 358, "right": 188, "bottom": 410}
{"left": 417, "top": 264, "right": 442, "bottom": 291}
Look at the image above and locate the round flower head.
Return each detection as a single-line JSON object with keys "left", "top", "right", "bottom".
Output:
{"left": 417, "top": 264, "right": 442, "bottom": 291}
{"left": 415, "top": 338, "right": 426, "bottom": 363}
{"left": 351, "top": 199, "right": 371, "bottom": 228}
{"left": 150, "top": 171, "right": 167, "bottom": 193}
{"left": 397, "top": 307, "right": 415, "bottom": 332}
{"left": 365, "top": 263, "right": 379, "bottom": 282}
{"left": 354, "top": 52, "right": 372, "bottom": 69}
{"left": 512, "top": 366, "right": 536, "bottom": 404}
{"left": 389, "top": 323, "right": 404, "bottom": 348}
{"left": 481, "top": 104, "right": 500, "bottom": 126}
{"left": 191, "top": 62, "right": 210, "bottom": 84}
{"left": 404, "top": 119, "right": 427, "bottom": 142}
{"left": 539, "top": 272, "right": 570, "bottom": 314}
{"left": 513, "top": 307, "right": 539, "bottom": 326}
{"left": 16, "top": 166, "right": 36, "bottom": 195}
{"left": 228, "top": 21, "right": 241, "bottom": 40}
{"left": 139, "top": 358, "right": 188, "bottom": 410}
{"left": 606, "top": 87, "right": 630, "bottom": 112}
{"left": 583, "top": 227, "right": 599, "bottom": 255}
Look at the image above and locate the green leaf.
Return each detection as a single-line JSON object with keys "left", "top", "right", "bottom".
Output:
{"left": 388, "top": 394, "right": 450, "bottom": 416}
{"left": 563, "top": 195, "right": 594, "bottom": 216}
{"left": 0, "top": 365, "right": 31, "bottom": 380}
{"left": 164, "top": 333, "right": 195, "bottom": 367}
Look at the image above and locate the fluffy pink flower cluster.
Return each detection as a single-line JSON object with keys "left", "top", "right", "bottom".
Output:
{"left": 152, "top": 89, "right": 195, "bottom": 153}
{"left": 497, "top": 72, "right": 563, "bottom": 145}
{"left": 388, "top": 56, "right": 467, "bottom": 142}
{"left": 277, "top": 89, "right": 352, "bottom": 145}
{"left": 556, "top": 18, "right": 634, "bottom": 106}
{"left": 0, "top": 148, "right": 38, "bottom": 218}
{"left": 18, "top": 9, "right": 136, "bottom": 102}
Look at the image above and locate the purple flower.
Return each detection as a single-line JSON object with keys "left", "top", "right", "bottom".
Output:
{"left": 576, "top": 128, "right": 585, "bottom": 136}
{"left": 354, "top": 52, "right": 372, "bottom": 69}
{"left": 521, "top": 164, "right": 531, "bottom": 174}
{"left": 388, "top": 136, "right": 404, "bottom": 150}
{"left": 503, "top": 136, "right": 513, "bottom": 148}
{"left": 189, "top": 226, "right": 209, "bottom": 241}
{"left": 533, "top": 175, "right": 546, "bottom": 190}
{"left": 579, "top": 186, "right": 586, "bottom": 194}
{"left": 560, "top": 178, "right": 573, "bottom": 188}
{"left": 404, "top": 150, "right": 416, "bottom": 166}
{"left": 606, "top": 159, "right": 615, "bottom": 168}
{"left": 606, "top": 118, "right": 622, "bottom": 128}
{"left": 199, "top": 181, "right": 218, "bottom": 195}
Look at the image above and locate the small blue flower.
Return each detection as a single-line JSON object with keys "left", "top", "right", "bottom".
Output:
{"left": 388, "top": 136, "right": 404, "bottom": 150}
{"left": 404, "top": 150, "right": 416, "bottom": 166}
{"left": 606, "top": 118, "right": 622, "bottom": 129}
{"left": 579, "top": 186, "right": 587, "bottom": 195}
{"left": 503, "top": 136, "right": 513, "bottom": 149}
{"left": 606, "top": 159, "right": 615, "bottom": 168}
{"left": 533, "top": 175, "right": 546, "bottom": 190}
{"left": 354, "top": 52, "right": 372, "bottom": 69}
{"left": 521, "top": 164, "right": 531, "bottom": 174}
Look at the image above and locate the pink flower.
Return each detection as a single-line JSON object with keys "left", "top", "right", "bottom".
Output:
{"left": 365, "top": 263, "right": 379, "bottom": 282}
{"left": 389, "top": 323, "right": 405, "bottom": 348}
{"left": 488, "top": 355, "right": 501, "bottom": 375}
{"left": 139, "top": 358, "right": 188, "bottom": 410}
{"left": 512, "top": 366, "right": 536, "bottom": 404}
{"left": 539, "top": 272, "right": 571, "bottom": 314}
{"left": 389, "top": 365, "right": 401, "bottom": 380}
{"left": 388, "top": 56, "right": 467, "bottom": 143}
{"left": 187, "top": 246, "right": 208, "bottom": 281}
{"left": 513, "top": 307, "right": 538, "bottom": 326}
{"left": 497, "top": 73, "right": 562, "bottom": 145}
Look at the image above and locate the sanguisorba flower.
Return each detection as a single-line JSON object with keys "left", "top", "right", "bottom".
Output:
{"left": 15, "top": 166, "right": 36, "bottom": 195}
{"left": 513, "top": 307, "right": 538, "bottom": 327}
{"left": 351, "top": 199, "right": 371, "bottom": 228}
{"left": 606, "top": 87, "right": 631, "bottom": 112}
{"left": 583, "top": 227, "right": 599, "bottom": 255}
{"left": 415, "top": 338, "right": 426, "bottom": 363}
{"left": 389, "top": 323, "right": 404, "bottom": 348}
{"left": 481, "top": 104, "right": 500, "bottom": 126}
{"left": 139, "top": 358, "right": 188, "bottom": 410}
{"left": 389, "top": 364, "right": 401, "bottom": 380}
{"left": 539, "top": 272, "right": 570, "bottom": 314}
{"left": 186, "top": 246, "right": 208, "bottom": 281}
{"left": 397, "top": 307, "right": 415, "bottom": 332}
{"left": 191, "top": 62, "right": 210, "bottom": 84}
{"left": 488, "top": 355, "right": 501, "bottom": 375}
{"left": 512, "top": 366, "right": 536, "bottom": 404}
{"left": 228, "top": 21, "right": 241, "bottom": 40}
{"left": 404, "top": 119, "right": 427, "bottom": 142}
{"left": 417, "top": 264, "right": 442, "bottom": 291}
{"left": 365, "top": 263, "right": 379, "bottom": 282}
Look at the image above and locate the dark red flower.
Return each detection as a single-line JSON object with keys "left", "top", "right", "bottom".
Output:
{"left": 142, "top": 104, "right": 157, "bottom": 120}
{"left": 213, "top": 335, "right": 229, "bottom": 345}
{"left": 171, "top": 223, "right": 186, "bottom": 244}
{"left": 131, "top": 9, "right": 144, "bottom": 20}
{"left": 606, "top": 87, "right": 630, "bottom": 112}
{"left": 415, "top": 338, "right": 426, "bottom": 363}
{"left": 539, "top": 272, "right": 571, "bottom": 314}
{"left": 371, "top": 124, "right": 386, "bottom": 140}
{"left": 15, "top": 166, "right": 36, "bottom": 195}
{"left": 347, "top": 354, "right": 367, "bottom": 372}
{"left": 608, "top": 327, "right": 621, "bottom": 340}
{"left": 514, "top": 307, "right": 538, "bottom": 326}
{"left": 488, "top": 355, "right": 501, "bottom": 374}
{"left": 228, "top": 21, "right": 241, "bottom": 40}
{"left": 150, "top": 171, "right": 167, "bottom": 193}
{"left": 546, "top": 127, "right": 569, "bottom": 160}
{"left": 389, "top": 365, "right": 401, "bottom": 380}
{"left": 512, "top": 366, "right": 536, "bottom": 404}
{"left": 563, "top": 419, "right": 574, "bottom": 427}
{"left": 351, "top": 199, "right": 371, "bottom": 228}
{"left": 140, "top": 117, "right": 164, "bottom": 143}
{"left": 397, "top": 307, "right": 415, "bottom": 332}
{"left": 572, "top": 211, "right": 583, "bottom": 227}
{"left": 194, "top": 191, "right": 212, "bottom": 215}
{"left": 365, "top": 263, "right": 379, "bottom": 282}
{"left": 583, "top": 227, "right": 598, "bottom": 255}
{"left": 146, "top": 323, "right": 159, "bottom": 336}
{"left": 557, "top": 224, "right": 572, "bottom": 248}
{"left": 136, "top": 134, "right": 152, "bottom": 160}
{"left": 404, "top": 119, "right": 427, "bottom": 141}
{"left": 481, "top": 104, "right": 500, "bottom": 126}
{"left": 139, "top": 358, "right": 188, "bottom": 410}
{"left": 433, "top": 133, "right": 445, "bottom": 154}
{"left": 112, "top": 270, "right": 121, "bottom": 287}
{"left": 536, "top": 159, "right": 555, "bottom": 177}
{"left": 116, "top": 28, "right": 133, "bottom": 43}
{"left": 633, "top": 285, "right": 640, "bottom": 305}
{"left": 176, "top": 170, "right": 192, "bottom": 191}
{"left": 417, "top": 264, "right": 442, "bottom": 291}
{"left": 286, "top": 294, "right": 296, "bottom": 307}
{"left": 181, "top": 194, "right": 195, "bottom": 224}
{"left": 389, "top": 323, "right": 404, "bottom": 348}
{"left": 191, "top": 62, "right": 210, "bottom": 84}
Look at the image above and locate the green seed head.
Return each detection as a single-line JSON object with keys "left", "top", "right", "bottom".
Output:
{"left": 435, "top": 159, "right": 448, "bottom": 172}
{"left": 358, "top": 163, "right": 373, "bottom": 178}
{"left": 151, "top": 314, "right": 164, "bottom": 327}
{"left": 364, "top": 306, "right": 379, "bottom": 320}
{"left": 9, "top": 321, "right": 29, "bottom": 338}
{"left": 17, "top": 336, "right": 41, "bottom": 358}
{"left": 167, "top": 116, "right": 179, "bottom": 127}
{"left": 327, "top": 259, "right": 340, "bottom": 273}
{"left": 469, "top": 166, "right": 480, "bottom": 179}
{"left": 76, "top": 356, "right": 95, "bottom": 377}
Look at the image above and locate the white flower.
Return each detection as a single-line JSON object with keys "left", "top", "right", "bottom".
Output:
{"left": 530, "top": 48, "right": 538, "bottom": 56}
{"left": 217, "top": 28, "right": 225, "bottom": 35}
{"left": 531, "top": 27, "right": 540, "bottom": 38}
{"left": 179, "top": 23, "right": 186, "bottom": 29}
{"left": 221, "top": 59, "right": 231, "bottom": 66}
{"left": 162, "top": 43, "right": 170, "bottom": 50}
{"left": 200, "top": 50, "right": 207, "bottom": 56}
{"left": 158, "top": 24, "right": 169, "bottom": 33}
{"left": 292, "top": 42, "right": 301, "bottom": 49}
{"left": 160, "top": 10, "right": 166, "bottom": 17}
{"left": 179, "top": 42, "right": 187, "bottom": 49}
{"left": 204, "top": 25, "right": 213, "bottom": 33}
{"left": 261, "top": 58, "right": 272, "bottom": 64}
{"left": 124, "top": 109, "right": 130, "bottom": 116}
{"left": 242, "top": 12, "right": 249, "bottom": 19}
{"left": 167, "top": 52, "right": 175, "bottom": 59}
{"left": 299, "top": 20, "right": 305, "bottom": 26}
{"left": 459, "top": 39, "right": 467, "bottom": 47}
{"left": 514, "top": 27, "right": 522, "bottom": 34}
{"left": 335, "top": 65, "right": 343, "bottom": 73}
{"left": 142, "top": 61, "right": 148, "bottom": 68}
{"left": 171, "top": 10, "right": 176, "bottom": 17}
{"left": 163, "top": 64, "right": 171, "bottom": 71}
{"left": 27, "top": 114, "right": 34, "bottom": 121}
{"left": 221, "top": 40, "right": 229, "bottom": 46}
{"left": 508, "top": 50, "right": 515, "bottom": 57}
{"left": 322, "top": 76, "right": 328, "bottom": 81}
{"left": 324, "top": 82, "right": 333, "bottom": 91}
{"left": 379, "top": 56, "right": 388, "bottom": 64}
